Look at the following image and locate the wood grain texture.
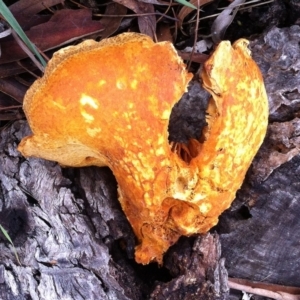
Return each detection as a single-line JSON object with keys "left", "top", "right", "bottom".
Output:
{"left": 1, "top": 25, "right": 300, "bottom": 299}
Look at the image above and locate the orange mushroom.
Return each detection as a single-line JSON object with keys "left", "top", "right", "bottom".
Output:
{"left": 18, "top": 33, "right": 268, "bottom": 264}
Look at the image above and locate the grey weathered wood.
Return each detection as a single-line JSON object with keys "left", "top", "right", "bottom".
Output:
{"left": 0, "top": 121, "right": 141, "bottom": 299}
{"left": 1, "top": 24, "right": 300, "bottom": 300}
{"left": 150, "top": 234, "right": 229, "bottom": 300}
{"left": 0, "top": 122, "right": 226, "bottom": 299}
{"left": 219, "top": 25, "right": 300, "bottom": 290}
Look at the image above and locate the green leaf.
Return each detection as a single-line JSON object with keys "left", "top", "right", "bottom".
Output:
{"left": 0, "top": 224, "right": 21, "bottom": 265}
{"left": 0, "top": 0, "right": 46, "bottom": 67}
{"left": 175, "top": 0, "right": 197, "bottom": 9}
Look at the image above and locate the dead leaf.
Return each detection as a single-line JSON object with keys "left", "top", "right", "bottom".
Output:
{"left": 0, "top": 60, "right": 38, "bottom": 78}
{"left": 178, "top": 0, "right": 213, "bottom": 28}
{"left": 0, "top": 111, "right": 23, "bottom": 121}
{"left": 10, "top": 0, "right": 63, "bottom": 15}
{"left": 211, "top": 0, "right": 246, "bottom": 43}
{"left": 99, "top": 3, "right": 127, "bottom": 39}
{"left": 0, "top": 78, "right": 27, "bottom": 103}
{"left": 156, "top": 23, "right": 173, "bottom": 42}
{"left": 181, "top": 39, "right": 212, "bottom": 53}
{"left": 113, "top": 0, "right": 156, "bottom": 38}
{"left": 0, "top": 9, "right": 104, "bottom": 64}
{"left": 9, "top": 0, "right": 63, "bottom": 29}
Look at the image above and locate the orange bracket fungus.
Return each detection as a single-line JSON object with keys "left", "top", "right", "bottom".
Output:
{"left": 18, "top": 33, "right": 268, "bottom": 264}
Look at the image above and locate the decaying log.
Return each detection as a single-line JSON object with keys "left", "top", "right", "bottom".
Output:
{"left": 150, "top": 234, "right": 229, "bottom": 300}
{"left": 0, "top": 121, "right": 143, "bottom": 300}
{"left": 0, "top": 119, "right": 227, "bottom": 299}
{"left": 218, "top": 25, "right": 300, "bottom": 291}
{"left": 1, "top": 25, "right": 300, "bottom": 300}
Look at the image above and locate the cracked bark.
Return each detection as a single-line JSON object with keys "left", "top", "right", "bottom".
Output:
{"left": 1, "top": 25, "right": 300, "bottom": 300}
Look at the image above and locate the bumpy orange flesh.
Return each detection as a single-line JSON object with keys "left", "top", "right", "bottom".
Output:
{"left": 18, "top": 34, "right": 268, "bottom": 264}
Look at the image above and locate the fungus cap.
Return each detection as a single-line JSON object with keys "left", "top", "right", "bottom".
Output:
{"left": 18, "top": 34, "right": 268, "bottom": 264}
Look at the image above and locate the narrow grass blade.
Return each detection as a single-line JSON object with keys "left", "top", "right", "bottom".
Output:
{"left": 175, "top": 0, "right": 197, "bottom": 9}
{"left": 0, "top": 0, "right": 46, "bottom": 67}
{"left": 0, "top": 224, "right": 21, "bottom": 265}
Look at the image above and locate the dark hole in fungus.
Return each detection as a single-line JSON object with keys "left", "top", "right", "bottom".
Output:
{"left": 168, "top": 82, "right": 210, "bottom": 164}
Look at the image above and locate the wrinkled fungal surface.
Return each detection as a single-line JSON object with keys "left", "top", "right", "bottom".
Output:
{"left": 18, "top": 33, "right": 268, "bottom": 264}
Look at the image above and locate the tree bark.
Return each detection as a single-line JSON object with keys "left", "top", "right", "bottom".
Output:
{"left": 1, "top": 24, "right": 300, "bottom": 300}
{"left": 0, "top": 121, "right": 228, "bottom": 299}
